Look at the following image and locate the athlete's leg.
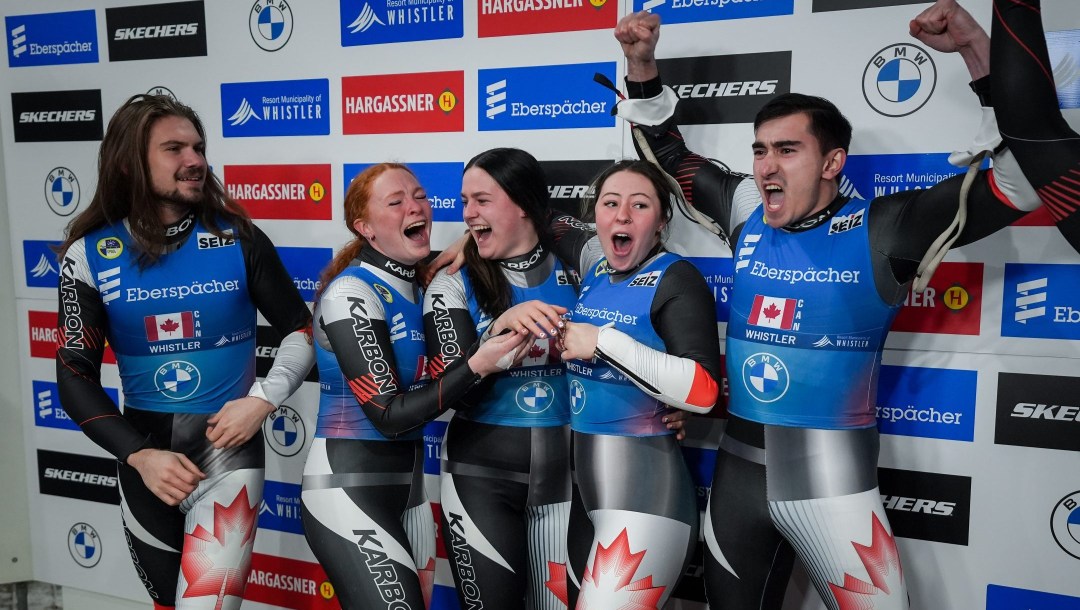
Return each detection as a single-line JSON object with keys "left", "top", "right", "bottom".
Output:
{"left": 766, "top": 425, "right": 907, "bottom": 610}
{"left": 118, "top": 458, "right": 185, "bottom": 608}
{"left": 301, "top": 438, "right": 430, "bottom": 610}
{"left": 440, "top": 419, "right": 531, "bottom": 608}
{"left": 571, "top": 433, "right": 699, "bottom": 609}
{"left": 992, "top": 0, "right": 1080, "bottom": 249}
{"left": 524, "top": 426, "right": 572, "bottom": 610}
{"left": 703, "top": 415, "right": 796, "bottom": 610}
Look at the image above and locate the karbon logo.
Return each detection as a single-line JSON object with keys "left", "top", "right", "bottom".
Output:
{"left": 634, "top": 0, "right": 792, "bottom": 26}
{"left": 105, "top": 0, "right": 207, "bottom": 61}
{"left": 478, "top": 62, "right": 616, "bottom": 131}
{"left": 657, "top": 53, "right": 790, "bottom": 124}
{"left": 6, "top": 9, "right": 98, "bottom": 68}
{"left": 225, "top": 164, "right": 331, "bottom": 220}
{"left": 339, "top": 0, "right": 462, "bottom": 46}
{"left": 342, "top": 71, "right": 463, "bottom": 134}
{"left": 221, "top": 78, "right": 330, "bottom": 137}
{"left": 250, "top": 0, "right": 293, "bottom": 51}
{"left": 29, "top": 310, "right": 117, "bottom": 363}
{"left": 479, "top": 0, "right": 615, "bottom": 38}
{"left": 346, "top": 162, "right": 463, "bottom": 221}
{"left": 863, "top": 43, "right": 937, "bottom": 117}
{"left": 891, "top": 261, "right": 982, "bottom": 336}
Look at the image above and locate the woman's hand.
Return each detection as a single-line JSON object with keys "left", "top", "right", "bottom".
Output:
{"left": 558, "top": 321, "right": 600, "bottom": 361}
{"left": 490, "top": 300, "right": 568, "bottom": 340}
{"left": 422, "top": 231, "right": 471, "bottom": 285}
{"left": 468, "top": 328, "right": 531, "bottom": 376}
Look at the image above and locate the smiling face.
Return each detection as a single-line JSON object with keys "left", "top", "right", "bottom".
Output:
{"left": 354, "top": 167, "right": 432, "bottom": 265}
{"left": 147, "top": 115, "right": 207, "bottom": 206}
{"left": 461, "top": 166, "right": 539, "bottom": 260}
{"left": 593, "top": 170, "right": 664, "bottom": 272}
{"left": 752, "top": 112, "right": 844, "bottom": 228}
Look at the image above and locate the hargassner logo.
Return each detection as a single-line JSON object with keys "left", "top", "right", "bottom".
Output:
{"left": 224, "top": 164, "right": 331, "bottom": 220}
{"left": 478, "top": 62, "right": 617, "bottom": 131}
{"left": 986, "top": 585, "right": 1080, "bottom": 610}
{"left": 863, "top": 43, "right": 937, "bottom": 117}
{"left": 221, "top": 79, "right": 330, "bottom": 137}
{"left": 995, "top": 372, "right": 1080, "bottom": 453}
{"left": 245, "top": 553, "right": 337, "bottom": 608}
{"left": 23, "top": 240, "right": 62, "bottom": 288}
{"left": 657, "top": 53, "right": 791, "bottom": 124}
{"left": 813, "top": 0, "right": 929, "bottom": 12}
{"left": 635, "top": 0, "right": 792, "bottom": 26}
{"left": 28, "top": 310, "right": 117, "bottom": 363}
{"left": 6, "top": 10, "right": 98, "bottom": 68}
{"left": 276, "top": 247, "right": 333, "bottom": 302}
{"left": 259, "top": 480, "right": 303, "bottom": 534}
{"left": 878, "top": 467, "right": 970, "bottom": 545}
{"left": 341, "top": 71, "right": 463, "bottom": 134}
{"left": 891, "top": 261, "right": 983, "bottom": 336}
{"left": 250, "top": 0, "right": 294, "bottom": 51}
{"left": 876, "top": 366, "right": 976, "bottom": 442}
{"left": 841, "top": 153, "right": 985, "bottom": 202}
{"left": 345, "top": 162, "right": 463, "bottom": 222}
{"left": 1001, "top": 264, "right": 1080, "bottom": 340}
{"left": 479, "top": 0, "right": 616, "bottom": 38}
{"left": 12, "top": 90, "right": 103, "bottom": 142}
{"left": 339, "top": 0, "right": 462, "bottom": 46}
{"left": 106, "top": 1, "right": 206, "bottom": 61}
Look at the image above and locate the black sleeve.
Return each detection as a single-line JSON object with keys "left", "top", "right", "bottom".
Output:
{"left": 422, "top": 271, "right": 494, "bottom": 408}
{"left": 56, "top": 247, "right": 148, "bottom": 462}
{"left": 650, "top": 259, "right": 723, "bottom": 384}
{"left": 319, "top": 280, "right": 480, "bottom": 438}
{"left": 242, "top": 225, "right": 312, "bottom": 335}
{"left": 550, "top": 214, "right": 596, "bottom": 274}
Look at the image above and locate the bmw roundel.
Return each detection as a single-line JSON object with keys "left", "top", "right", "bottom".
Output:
{"left": 862, "top": 43, "right": 937, "bottom": 117}
{"left": 741, "top": 352, "right": 790, "bottom": 403}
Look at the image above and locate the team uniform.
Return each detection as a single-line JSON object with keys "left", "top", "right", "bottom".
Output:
{"left": 992, "top": 0, "right": 1080, "bottom": 252}
{"left": 559, "top": 243, "right": 721, "bottom": 609}
{"left": 56, "top": 214, "right": 311, "bottom": 610}
{"left": 422, "top": 242, "right": 576, "bottom": 610}
{"left": 302, "top": 245, "right": 483, "bottom": 610}
{"left": 608, "top": 75, "right": 1036, "bottom": 609}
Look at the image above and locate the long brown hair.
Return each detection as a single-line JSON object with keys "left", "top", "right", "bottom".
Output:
{"left": 58, "top": 94, "right": 251, "bottom": 267}
{"left": 462, "top": 148, "right": 551, "bottom": 320}
{"left": 316, "top": 163, "right": 421, "bottom": 301}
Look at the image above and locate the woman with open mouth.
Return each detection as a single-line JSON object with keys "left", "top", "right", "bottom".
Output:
{"left": 300, "top": 162, "right": 528, "bottom": 610}
{"left": 423, "top": 148, "right": 579, "bottom": 610}
{"left": 553, "top": 159, "right": 722, "bottom": 608}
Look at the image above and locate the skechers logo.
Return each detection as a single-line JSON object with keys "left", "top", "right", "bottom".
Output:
{"left": 1012, "top": 402, "right": 1080, "bottom": 422}
{"left": 673, "top": 80, "right": 778, "bottom": 98}
{"left": 114, "top": 23, "right": 198, "bottom": 40}
{"left": 19, "top": 110, "right": 96, "bottom": 123}
{"left": 881, "top": 495, "right": 955, "bottom": 516}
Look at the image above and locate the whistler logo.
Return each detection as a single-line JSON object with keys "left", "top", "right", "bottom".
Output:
{"left": 276, "top": 247, "right": 332, "bottom": 302}
{"left": 878, "top": 467, "right": 970, "bottom": 545}
{"left": 995, "top": 372, "right": 1080, "bottom": 453}
{"left": 891, "top": 261, "right": 982, "bottom": 336}
{"left": 1001, "top": 264, "right": 1080, "bottom": 340}
{"left": 986, "top": 585, "right": 1080, "bottom": 610}
{"left": 6, "top": 9, "right": 98, "bottom": 68}
{"left": 339, "top": 0, "right": 462, "bottom": 46}
{"left": 106, "top": 1, "right": 206, "bottom": 61}
{"left": 221, "top": 78, "right": 330, "bottom": 137}
{"left": 479, "top": 62, "right": 616, "bottom": 131}
{"left": 876, "top": 365, "right": 976, "bottom": 442}
{"left": 657, "top": 53, "right": 790, "bottom": 124}
{"left": 259, "top": 480, "right": 303, "bottom": 534}
{"left": 341, "top": 71, "right": 463, "bottom": 135}
{"left": 635, "top": 0, "right": 792, "bottom": 26}
{"left": 686, "top": 257, "right": 733, "bottom": 323}
{"left": 250, "top": 0, "right": 293, "bottom": 51}
{"left": 225, "top": 164, "right": 331, "bottom": 220}
{"left": 12, "top": 89, "right": 103, "bottom": 142}
{"left": 22, "top": 240, "right": 62, "bottom": 288}
{"left": 863, "top": 43, "right": 937, "bottom": 117}
{"left": 479, "top": 0, "right": 616, "bottom": 37}
{"left": 423, "top": 420, "right": 447, "bottom": 475}
{"left": 841, "top": 153, "right": 985, "bottom": 201}
{"left": 346, "top": 162, "right": 462, "bottom": 221}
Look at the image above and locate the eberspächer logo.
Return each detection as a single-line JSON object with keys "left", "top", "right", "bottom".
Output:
{"left": 6, "top": 10, "right": 98, "bottom": 68}
{"left": 478, "top": 62, "right": 616, "bottom": 131}
{"left": 250, "top": 0, "right": 293, "bottom": 51}
{"left": 1001, "top": 263, "right": 1080, "bottom": 340}
{"left": 863, "top": 43, "right": 937, "bottom": 117}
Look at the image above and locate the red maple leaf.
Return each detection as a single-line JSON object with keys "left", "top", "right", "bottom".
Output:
{"left": 528, "top": 343, "right": 547, "bottom": 359}
{"left": 827, "top": 513, "right": 905, "bottom": 610}
{"left": 762, "top": 303, "right": 782, "bottom": 320}
{"left": 579, "top": 528, "right": 665, "bottom": 610}
{"left": 181, "top": 486, "right": 258, "bottom": 607}
{"left": 160, "top": 318, "right": 181, "bottom": 333}
{"left": 418, "top": 556, "right": 435, "bottom": 610}
{"left": 545, "top": 560, "right": 569, "bottom": 607}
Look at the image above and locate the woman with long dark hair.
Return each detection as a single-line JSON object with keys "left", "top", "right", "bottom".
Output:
{"left": 300, "top": 163, "right": 528, "bottom": 610}
{"left": 423, "top": 148, "right": 579, "bottom": 610}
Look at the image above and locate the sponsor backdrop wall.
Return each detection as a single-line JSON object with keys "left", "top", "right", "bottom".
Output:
{"left": 4, "top": 0, "right": 1080, "bottom": 608}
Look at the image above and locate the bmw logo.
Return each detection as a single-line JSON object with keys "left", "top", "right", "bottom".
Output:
{"left": 515, "top": 381, "right": 554, "bottom": 414}
{"left": 263, "top": 404, "right": 306, "bottom": 457}
{"left": 1051, "top": 490, "right": 1080, "bottom": 560}
{"left": 250, "top": 0, "right": 294, "bottom": 52}
{"left": 154, "top": 360, "right": 201, "bottom": 400}
{"left": 862, "top": 43, "right": 937, "bottom": 117}
{"left": 147, "top": 86, "right": 177, "bottom": 101}
{"left": 68, "top": 522, "right": 101, "bottom": 568}
{"left": 44, "top": 167, "right": 81, "bottom": 216}
{"left": 570, "top": 379, "right": 586, "bottom": 415}
{"left": 741, "top": 353, "right": 790, "bottom": 403}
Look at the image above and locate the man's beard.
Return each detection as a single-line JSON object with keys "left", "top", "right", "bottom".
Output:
{"left": 154, "top": 181, "right": 208, "bottom": 209}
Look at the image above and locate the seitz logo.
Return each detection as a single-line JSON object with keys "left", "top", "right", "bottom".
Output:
{"left": 658, "top": 53, "right": 790, "bottom": 125}
{"left": 11, "top": 90, "right": 103, "bottom": 142}
{"left": 341, "top": 71, "right": 464, "bottom": 135}
{"left": 6, "top": 9, "right": 98, "bottom": 68}
{"left": 221, "top": 79, "right": 330, "bottom": 138}
{"left": 635, "top": 0, "right": 792, "bottom": 26}
{"left": 245, "top": 553, "right": 337, "bottom": 608}
{"left": 106, "top": 1, "right": 206, "bottom": 61}
{"left": 339, "top": 0, "right": 462, "bottom": 46}
{"left": 479, "top": 0, "right": 615, "bottom": 38}
{"left": 986, "top": 584, "right": 1080, "bottom": 610}
{"left": 995, "top": 372, "right": 1080, "bottom": 453}
{"left": 876, "top": 365, "right": 976, "bottom": 442}
{"left": 479, "top": 62, "right": 616, "bottom": 131}
{"left": 346, "top": 162, "right": 463, "bottom": 222}
{"left": 877, "top": 467, "right": 970, "bottom": 545}
{"left": 891, "top": 261, "right": 982, "bottom": 336}
{"left": 276, "top": 247, "right": 333, "bottom": 302}
{"left": 224, "top": 165, "right": 331, "bottom": 220}
{"left": 1001, "top": 263, "right": 1080, "bottom": 340}
{"left": 29, "top": 310, "right": 117, "bottom": 363}
{"left": 38, "top": 449, "right": 121, "bottom": 505}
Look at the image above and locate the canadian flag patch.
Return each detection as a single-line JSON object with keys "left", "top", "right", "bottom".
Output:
{"left": 144, "top": 312, "right": 195, "bottom": 342}
{"left": 747, "top": 295, "right": 797, "bottom": 329}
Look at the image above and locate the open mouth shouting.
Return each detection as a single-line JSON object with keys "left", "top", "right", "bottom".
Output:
{"left": 404, "top": 219, "right": 429, "bottom": 244}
